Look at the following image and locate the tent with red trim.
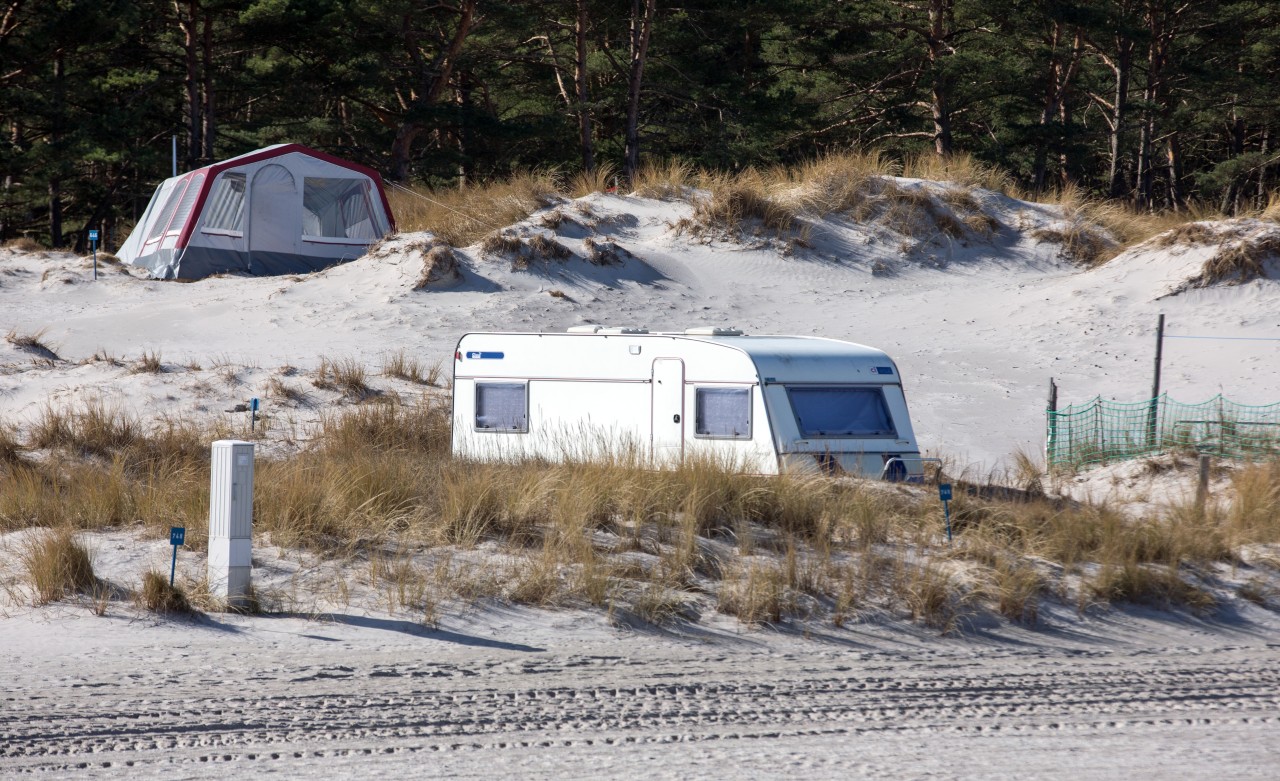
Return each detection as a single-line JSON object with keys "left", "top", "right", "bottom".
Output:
{"left": 118, "top": 144, "right": 396, "bottom": 280}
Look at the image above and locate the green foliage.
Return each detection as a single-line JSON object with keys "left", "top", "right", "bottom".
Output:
{"left": 4, "top": 0, "right": 1280, "bottom": 248}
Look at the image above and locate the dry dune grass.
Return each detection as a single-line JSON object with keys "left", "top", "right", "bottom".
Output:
{"left": 387, "top": 172, "right": 561, "bottom": 247}
{"left": 19, "top": 528, "right": 97, "bottom": 604}
{"left": 379, "top": 155, "right": 1268, "bottom": 268}
{"left": 4, "top": 389, "right": 1279, "bottom": 629}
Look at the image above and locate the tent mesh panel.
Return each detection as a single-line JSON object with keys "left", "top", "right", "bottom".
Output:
{"left": 1046, "top": 394, "right": 1280, "bottom": 467}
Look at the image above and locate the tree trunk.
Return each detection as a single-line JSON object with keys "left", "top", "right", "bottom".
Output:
{"left": 1257, "top": 130, "right": 1270, "bottom": 210}
{"left": 1165, "top": 133, "right": 1183, "bottom": 209}
{"left": 1107, "top": 41, "right": 1132, "bottom": 199}
{"left": 390, "top": 123, "right": 423, "bottom": 184}
{"left": 386, "top": 0, "right": 476, "bottom": 183}
{"left": 456, "top": 69, "right": 473, "bottom": 188}
{"left": 200, "top": 6, "right": 215, "bottom": 162}
{"left": 926, "top": 0, "right": 953, "bottom": 157}
{"left": 624, "top": 0, "right": 656, "bottom": 183}
{"left": 176, "top": 0, "right": 201, "bottom": 171}
{"left": 575, "top": 0, "right": 594, "bottom": 174}
{"left": 48, "top": 53, "right": 63, "bottom": 248}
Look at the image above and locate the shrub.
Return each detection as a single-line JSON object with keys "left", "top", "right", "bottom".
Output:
{"left": 21, "top": 529, "right": 96, "bottom": 604}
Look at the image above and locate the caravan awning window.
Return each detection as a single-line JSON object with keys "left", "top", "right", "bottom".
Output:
{"left": 303, "top": 178, "right": 380, "bottom": 241}
{"left": 786, "top": 386, "right": 897, "bottom": 438}
{"left": 475, "top": 382, "right": 528, "bottom": 432}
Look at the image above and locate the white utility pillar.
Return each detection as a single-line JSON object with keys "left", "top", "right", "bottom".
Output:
{"left": 208, "top": 440, "right": 254, "bottom": 607}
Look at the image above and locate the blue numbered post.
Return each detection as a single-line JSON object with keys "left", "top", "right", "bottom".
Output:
{"left": 169, "top": 526, "right": 186, "bottom": 587}
{"left": 249, "top": 397, "right": 260, "bottom": 432}
{"left": 938, "top": 483, "right": 953, "bottom": 542}
{"left": 88, "top": 229, "right": 99, "bottom": 281}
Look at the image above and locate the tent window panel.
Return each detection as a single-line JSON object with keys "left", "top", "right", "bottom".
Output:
{"left": 303, "top": 178, "right": 378, "bottom": 240}
{"left": 164, "top": 172, "right": 205, "bottom": 239}
{"left": 695, "top": 387, "right": 751, "bottom": 439}
{"left": 475, "top": 383, "right": 528, "bottom": 432}
{"left": 202, "top": 173, "right": 246, "bottom": 233}
{"left": 145, "top": 182, "right": 188, "bottom": 244}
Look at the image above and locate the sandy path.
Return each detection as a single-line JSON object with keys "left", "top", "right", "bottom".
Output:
{"left": 3, "top": 618, "right": 1277, "bottom": 780}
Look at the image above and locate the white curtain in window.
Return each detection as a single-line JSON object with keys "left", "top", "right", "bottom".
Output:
{"left": 203, "top": 173, "right": 246, "bottom": 232}
{"left": 476, "top": 383, "right": 527, "bottom": 431}
{"left": 696, "top": 388, "right": 751, "bottom": 438}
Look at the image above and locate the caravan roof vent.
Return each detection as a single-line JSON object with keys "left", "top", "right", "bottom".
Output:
{"left": 567, "top": 325, "right": 605, "bottom": 333}
{"left": 685, "top": 327, "right": 744, "bottom": 336}
{"left": 598, "top": 327, "right": 650, "bottom": 334}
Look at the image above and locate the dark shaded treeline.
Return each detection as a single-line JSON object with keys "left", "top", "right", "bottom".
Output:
{"left": 3, "top": 0, "right": 1279, "bottom": 250}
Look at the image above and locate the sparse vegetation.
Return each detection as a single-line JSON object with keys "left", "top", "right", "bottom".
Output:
{"left": 132, "top": 350, "right": 163, "bottom": 374}
{"left": 3, "top": 388, "right": 1278, "bottom": 630}
{"left": 5, "top": 327, "right": 59, "bottom": 360}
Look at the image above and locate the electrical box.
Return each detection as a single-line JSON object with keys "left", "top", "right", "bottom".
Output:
{"left": 208, "top": 440, "right": 254, "bottom": 606}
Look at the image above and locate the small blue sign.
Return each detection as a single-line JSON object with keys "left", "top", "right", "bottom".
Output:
{"left": 170, "top": 526, "right": 186, "bottom": 546}
{"left": 250, "top": 397, "right": 260, "bottom": 412}
{"left": 465, "top": 351, "right": 505, "bottom": 360}
{"left": 938, "top": 483, "right": 953, "bottom": 502}
{"left": 88, "top": 229, "right": 99, "bottom": 242}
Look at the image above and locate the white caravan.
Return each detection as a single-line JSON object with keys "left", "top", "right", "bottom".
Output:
{"left": 451, "top": 327, "right": 924, "bottom": 479}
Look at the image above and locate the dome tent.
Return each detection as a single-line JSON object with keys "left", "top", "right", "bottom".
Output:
{"left": 118, "top": 144, "right": 395, "bottom": 280}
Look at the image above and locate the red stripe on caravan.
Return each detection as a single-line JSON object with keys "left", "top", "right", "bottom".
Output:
{"left": 174, "top": 143, "right": 397, "bottom": 249}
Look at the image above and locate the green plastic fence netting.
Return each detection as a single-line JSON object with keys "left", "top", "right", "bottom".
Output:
{"left": 1046, "top": 394, "right": 1280, "bottom": 467}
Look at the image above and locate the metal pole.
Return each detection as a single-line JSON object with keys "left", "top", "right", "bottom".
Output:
{"left": 170, "top": 543, "right": 178, "bottom": 587}
{"left": 1147, "top": 314, "right": 1165, "bottom": 449}
{"left": 1047, "top": 377, "right": 1058, "bottom": 465}
{"left": 944, "top": 500, "right": 952, "bottom": 542}
{"left": 1195, "top": 454, "right": 1210, "bottom": 512}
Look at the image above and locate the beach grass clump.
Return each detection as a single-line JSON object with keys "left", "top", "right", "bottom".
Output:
{"left": 717, "top": 560, "right": 790, "bottom": 625}
{"left": 632, "top": 159, "right": 696, "bottom": 200}
{"left": 314, "top": 357, "right": 375, "bottom": 400}
{"left": 381, "top": 350, "right": 432, "bottom": 385}
{"left": 131, "top": 350, "right": 164, "bottom": 374}
{"left": 1085, "top": 563, "right": 1216, "bottom": 613}
{"left": 5, "top": 327, "right": 59, "bottom": 360}
{"left": 388, "top": 172, "right": 560, "bottom": 247}
{"left": 20, "top": 528, "right": 96, "bottom": 604}
{"left": 138, "top": 570, "right": 191, "bottom": 613}
{"left": 0, "top": 420, "right": 25, "bottom": 468}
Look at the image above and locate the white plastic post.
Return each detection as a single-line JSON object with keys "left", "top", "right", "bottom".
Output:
{"left": 208, "top": 440, "right": 254, "bottom": 607}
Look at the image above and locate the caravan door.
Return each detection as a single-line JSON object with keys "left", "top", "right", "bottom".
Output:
{"left": 651, "top": 358, "right": 685, "bottom": 463}
{"left": 248, "top": 164, "right": 298, "bottom": 273}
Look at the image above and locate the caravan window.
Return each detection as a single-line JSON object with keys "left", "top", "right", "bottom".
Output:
{"left": 695, "top": 387, "right": 751, "bottom": 439}
{"left": 202, "top": 173, "right": 246, "bottom": 234}
{"left": 303, "top": 178, "right": 379, "bottom": 241}
{"left": 787, "top": 386, "right": 897, "bottom": 438}
{"left": 475, "top": 382, "right": 528, "bottom": 432}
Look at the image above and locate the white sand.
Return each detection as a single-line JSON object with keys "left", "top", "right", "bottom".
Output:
{"left": 2, "top": 186, "right": 1279, "bottom": 778}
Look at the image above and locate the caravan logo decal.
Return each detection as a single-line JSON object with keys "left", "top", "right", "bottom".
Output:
{"left": 464, "top": 351, "right": 505, "bottom": 360}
